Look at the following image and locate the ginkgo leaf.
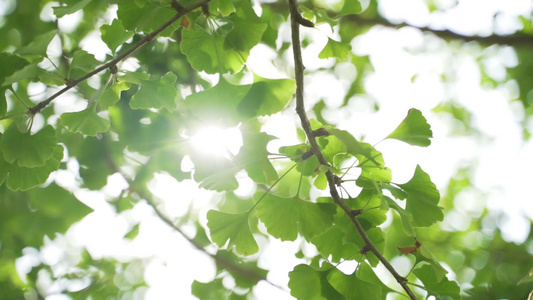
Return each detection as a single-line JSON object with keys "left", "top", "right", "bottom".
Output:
{"left": 385, "top": 197, "right": 415, "bottom": 236}
{"left": 130, "top": 72, "right": 177, "bottom": 112}
{"left": 288, "top": 264, "right": 343, "bottom": 300}
{"left": 210, "top": 0, "right": 236, "bottom": 16}
{"left": 2, "top": 64, "right": 40, "bottom": 87}
{"left": 336, "top": 0, "right": 363, "bottom": 17}
{"left": 69, "top": 50, "right": 101, "bottom": 77}
{"left": 100, "top": 19, "right": 134, "bottom": 54}
{"left": 117, "top": 1, "right": 181, "bottom": 37}
{"left": 99, "top": 81, "right": 130, "bottom": 109}
{"left": 15, "top": 30, "right": 57, "bottom": 59}
{"left": 206, "top": 210, "right": 258, "bottom": 256}
{"left": 60, "top": 105, "right": 110, "bottom": 136}
{"left": 386, "top": 108, "right": 433, "bottom": 147}
{"left": 311, "top": 226, "right": 359, "bottom": 263}
{"left": 190, "top": 153, "right": 239, "bottom": 191}
{"left": 6, "top": 145, "right": 64, "bottom": 191}
{"left": 399, "top": 165, "right": 443, "bottom": 227}
{"left": 415, "top": 244, "right": 448, "bottom": 282}
{"left": 237, "top": 76, "right": 295, "bottom": 118}
{"left": 413, "top": 263, "right": 461, "bottom": 300}
{"left": 255, "top": 194, "right": 336, "bottom": 241}
{"left": 0, "top": 125, "right": 57, "bottom": 168}
{"left": 236, "top": 130, "right": 278, "bottom": 185}
{"left": 181, "top": 2, "right": 266, "bottom": 74}
{"left": 319, "top": 38, "right": 351, "bottom": 60}
{"left": 327, "top": 267, "right": 382, "bottom": 300}
{"left": 0, "top": 53, "right": 29, "bottom": 87}
{"left": 52, "top": 0, "right": 92, "bottom": 18}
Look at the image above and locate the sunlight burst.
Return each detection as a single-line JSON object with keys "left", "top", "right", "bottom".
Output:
{"left": 190, "top": 126, "right": 243, "bottom": 158}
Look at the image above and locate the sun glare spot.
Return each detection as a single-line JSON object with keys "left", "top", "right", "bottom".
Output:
{"left": 190, "top": 126, "right": 243, "bottom": 158}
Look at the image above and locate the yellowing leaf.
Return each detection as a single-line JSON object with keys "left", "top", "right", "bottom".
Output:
{"left": 206, "top": 210, "right": 258, "bottom": 256}
{"left": 386, "top": 108, "right": 433, "bottom": 147}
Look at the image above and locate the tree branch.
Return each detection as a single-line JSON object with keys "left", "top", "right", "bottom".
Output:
{"left": 28, "top": 0, "right": 212, "bottom": 116}
{"left": 288, "top": 0, "right": 417, "bottom": 299}
{"left": 345, "top": 15, "right": 533, "bottom": 46}
{"left": 101, "top": 134, "right": 272, "bottom": 288}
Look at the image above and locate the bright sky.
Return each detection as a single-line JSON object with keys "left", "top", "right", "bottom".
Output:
{"left": 6, "top": 0, "right": 533, "bottom": 298}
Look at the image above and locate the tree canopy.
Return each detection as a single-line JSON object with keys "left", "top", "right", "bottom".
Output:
{"left": 1, "top": 0, "right": 533, "bottom": 299}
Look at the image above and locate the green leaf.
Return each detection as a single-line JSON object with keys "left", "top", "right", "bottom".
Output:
{"left": 319, "top": 38, "right": 351, "bottom": 60}
{"left": 130, "top": 72, "right": 177, "bottom": 112}
{"left": 210, "top": 0, "right": 236, "bottom": 16}
{"left": 347, "top": 189, "right": 387, "bottom": 227}
{"left": 60, "top": 105, "right": 110, "bottom": 136}
{"left": 386, "top": 108, "right": 432, "bottom": 147}
{"left": 311, "top": 226, "right": 359, "bottom": 263}
{"left": 15, "top": 30, "right": 57, "bottom": 58}
{"left": 327, "top": 267, "right": 382, "bottom": 300}
{"left": 385, "top": 197, "right": 415, "bottom": 236}
{"left": 336, "top": 0, "right": 363, "bottom": 17}
{"left": 2, "top": 64, "right": 40, "bottom": 87}
{"left": 181, "top": 1, "right": 266, "bottom": 74}
{"left": 185, "top": 78, "right": 249, "bottom": 126}
{"left": 236, "top": 130, "right": 278, "bottom": 185}
{"left": 399, "top": 165, "right": 443, "bottom": 227}
{"left": 117, "top": 0, "right": 181, "bottom": 36}
{"left": 99, "top": 81, "right": 130, "bottom": 109}
{"left": 327, "top": 128, "right": 379, "bottom": 166}
{"left": 100, "top": 19, "right": 135, "bottom": 55}
{"left": 255, "top": 194, "right": 336, "bottom": 241}
{"left": 415, "top": 245, "right": 448, "bottom": 282}
{"left": 288, "top": 264, "right": 344, "bottom": 300}
{"left": 238, "top": 76, "right": 295, "bottom": 118}
{"left": 0, "top": 125, "right": 57, "bottom": 167}
{"left": 52, "top": 0, "right": 92, "bottom": 18}
{"left": 206, "top": 210, "right": 258, "bottom": 256}
{"left": 6, "top": 145, "right": 64, "bottom": 191}
{"left": 413, "top": 263, "right": 461, "bottom": 300}
{"left": 0, "top": 53, "right": 29, "bottom": 87}
{"left": 69, "top": 50, "right": 101, "bottom": 76}
{"left": 190, "top": 154, "right": 239, "bottom": 191}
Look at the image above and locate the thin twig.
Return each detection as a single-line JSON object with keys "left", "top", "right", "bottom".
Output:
{"left": 288, "top": 0, "right": 417, "bottom": 298}
{"left": 101, "top": 134, "right": 275, "bottom": 289}
{"left": 28, "top": 0, "right": 212, "bottom": 116}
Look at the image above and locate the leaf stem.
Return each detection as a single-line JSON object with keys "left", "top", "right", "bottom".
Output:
{"left": 249, "top": 162, "right": 300, "bottom": 212}
{"left": 287, "top": 0, "right": 417, "bottom": 298}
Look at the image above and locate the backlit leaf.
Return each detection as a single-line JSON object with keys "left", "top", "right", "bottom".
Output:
{"left": 336, "top": 0, "right": 363, "bottom": 17}
{"left": 0, "top": 125, "right": 57, "bottom": 167}
{"left": 311, "top": 226, "right": 359, "bottom": 263}
{"left": 100, "top": 19, "right": 134, "bottom": 54}
{"left": 6, "top": 145, "right": 64, "bottom": 191}
{"left": 117, "top": 0, "right": 181, "bottom": 36}
{"left": 238, "top": 76, "right": 295, "bottom": 118}
{"left": 415, "top": 245, "right": 448, "bottom": 282}
{"left": 255, "top": 194, "right": 336, "bottom": 241}
{"left": 288, "top": 264, "right": 343, "bottom": 300}
{"left": 413, "top": 263, "right": 460, "bottom": 300}
{"left": 327, "top": 267, "right": 382, "bottom": 300}
{"left": 236, "top": 130, "right": 278, "bottom": 185}
{"left": 0, "top": 53, "right": 29, "bottom": 87}
{"left": 52, "top": 0, "right": 92, "bottom": 18}
{"left": 206, "top": 210, "right": 258, "bottom": 255}
{"left": 319, "top": 38, "right": 351, "bottom": 60}
{"left": 386, "top": 108, "right": 432, "bottom": 147}
{"left": 130, "top": 72, "right": 177, "bottom": 112}
{"left": 181, "top": 1, "right": 266, "bottom": 74}
{"left": 60, "top": 105, "right": 110, "bottom": 136}
{"left": 399, "top": 165, "right": 443, "bottom": 227}
{"left": 15, "top": 30, "right": 57, "bottom": 58}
